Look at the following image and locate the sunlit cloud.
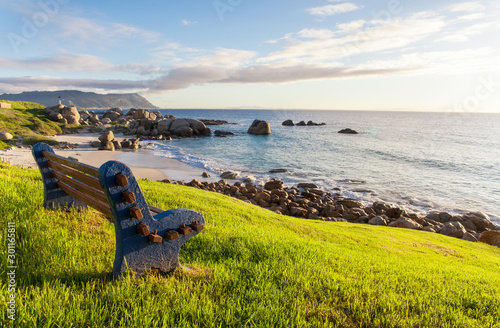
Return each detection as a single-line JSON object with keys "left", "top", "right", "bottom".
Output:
{"left": 447, "top": 2, "right": 486, "bottom": 13}
{"left": 308, "top": 2, "right": 362, "bottom": 17}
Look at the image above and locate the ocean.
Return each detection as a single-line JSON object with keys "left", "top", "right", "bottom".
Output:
{"left": 145, "top": 109, "right": 500, "bottom": 222}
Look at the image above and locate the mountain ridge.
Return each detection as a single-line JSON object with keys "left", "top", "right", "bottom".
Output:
{"left": 0, "top": 90, "right": 158, "bottom": 109}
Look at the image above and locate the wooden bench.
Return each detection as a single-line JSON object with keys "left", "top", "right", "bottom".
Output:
{"left": 32, "top": 142, "right": 205, "bottom": 279}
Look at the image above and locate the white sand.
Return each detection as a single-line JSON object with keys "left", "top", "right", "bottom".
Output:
{"left": 0, "top": 133, "right": 221, "bottom": 182}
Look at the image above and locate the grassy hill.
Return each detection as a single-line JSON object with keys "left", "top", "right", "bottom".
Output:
{"left": 1, "top": 163, "right": 499, "bottom": 327}
{"left": 0, "top": 100, "right": 61, "bottom": 150}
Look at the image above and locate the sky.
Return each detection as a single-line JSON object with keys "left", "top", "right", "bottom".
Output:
{"left": 1, "top": 0, "right": 499, "bottom": 112}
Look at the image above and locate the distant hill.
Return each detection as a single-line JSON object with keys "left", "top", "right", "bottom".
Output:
{"left": 0, "top": 90, "right": 158, "bottom": 109}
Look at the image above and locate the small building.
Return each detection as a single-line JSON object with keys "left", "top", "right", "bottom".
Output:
{"left": 0, "top": 102, "right": 12, "bottom": 109}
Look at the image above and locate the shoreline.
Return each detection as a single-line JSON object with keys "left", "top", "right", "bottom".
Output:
{"left": 0, "top": 133, "right": 221, "bottom": 183}
{"left": 2, "top": 132, "right": 499, "bottom": 225}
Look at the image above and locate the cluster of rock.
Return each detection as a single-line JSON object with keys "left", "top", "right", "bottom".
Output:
{"left": 248, "top": 120, "right": 271, "bottom": 135}
{"left": 90, "top": 131, "right": 140, "bottom": 151}
{"left": 282, "top": 120, "right": 326, "bottom": 126}
{"left": 44, "top": 106, "right": 214, "bottom": 139}
{"left": 45, "top": 104, "right": 82, "bottom": 125}
{"left": 168, "top": 178, "right": 500, "bottom": 246}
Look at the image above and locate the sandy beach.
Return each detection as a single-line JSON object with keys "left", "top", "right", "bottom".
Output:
{"left": 0, "top": 133, "right": 221, "bottom": 183}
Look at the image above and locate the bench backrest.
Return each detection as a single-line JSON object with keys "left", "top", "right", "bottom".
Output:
{"left": 32, "top": 142, "right": 205, "bottom": 278}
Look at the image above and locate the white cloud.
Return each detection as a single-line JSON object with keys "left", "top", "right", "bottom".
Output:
{"left": 297, "top": 29, "right": 335, "bottom": 39}
{"left": 0, "top": 54, "right": 113, "bottom": 72}
{"left": 307, "top": 2, "right": 361, "bottom": 17}
{"left": 447, "top": 2, "right": 485, "bottom": 13}
{"left": 438, "top": 22, "right": 494, "bottom": 42}
{"left": 259, "top": 12, "right": 447, "bottom": 67}
{"left": 59, "top": 16, "right": 161, "bottom": 46}
{"left": 182, "top": 20, "right": 197, "bottom": 26}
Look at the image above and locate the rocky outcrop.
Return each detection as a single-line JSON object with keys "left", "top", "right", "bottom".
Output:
{"left": 282, "top": 120, "right": 294, "bottom": 126}
{"left": 248, "top": 120, "right": 271, "bottom": 135}
{"left": 338, "top": 128, "right": 358, "bottom": 134}
{"left": 45, "top": 105, "right": 81, "bottom": 126}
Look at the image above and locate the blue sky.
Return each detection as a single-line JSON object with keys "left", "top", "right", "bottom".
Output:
{"left": 1, "top": 0, "right": 499, "bottom": 112}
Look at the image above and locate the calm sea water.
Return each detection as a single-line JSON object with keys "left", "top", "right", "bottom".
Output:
{"left": 146, "top": 109, "right": 500, "bottom": 222}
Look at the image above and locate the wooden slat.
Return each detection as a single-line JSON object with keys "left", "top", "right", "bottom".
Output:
{"left": 42, "top": 151, "right": 99, "bottom": 178}
{"left": 51, "top": 170, "right": 108, "bottom": 204}
{"left": 47, "top": 161, "right": 102, "bottom": 190}
{"left": 57, "top": 180, "right": 113, "bottom": 220}
{"left": 149, "top": 205, "right": 163, "bottom": 214}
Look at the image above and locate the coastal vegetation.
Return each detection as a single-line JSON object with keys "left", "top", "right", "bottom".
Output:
{"left": 0, "top": 100, "right": 61, "bottom": 150}
{"left": 1, "top": 162, "right": 499, "bottom": 327}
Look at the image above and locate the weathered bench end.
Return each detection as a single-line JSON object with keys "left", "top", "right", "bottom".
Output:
{"left": 98, "top": 160, "right": 205, "bottom": 278}
{"left": 33, "top": 142, "right": 88, "bottom": 211}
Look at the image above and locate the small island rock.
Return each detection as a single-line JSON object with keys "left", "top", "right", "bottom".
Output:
{"left": 248, "top": 120, "right": 271, "bottom": 135}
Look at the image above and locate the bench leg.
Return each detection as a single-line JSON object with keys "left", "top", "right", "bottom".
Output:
{"left": 32, "top": 143, "right": 88, "bottom": 211}
{"left": 98, "top": 160, "right": 206, "bottom": 278}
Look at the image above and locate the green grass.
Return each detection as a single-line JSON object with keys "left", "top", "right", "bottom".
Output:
{"left": 1, "top": 163, "right": 499, "bottom": 327}
{"left": 0, "top": 100, "right": 61, "bottom": 150}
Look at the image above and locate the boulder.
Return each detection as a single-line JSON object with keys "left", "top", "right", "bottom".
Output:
{"left": 133, "top": 109, "right": 149, "bottom": 120}
{"left": 462, "top": 232, "right": 478, "bottom": 242}
{"left": 214, "top": 130, "right": 234, "bottom": 137}
{"left": 439, "top": 221, "right": 466, "bottom": 238}
{"left": 90, "top": 114, "right": 100, "bottom": 124}
{"left": 478, "top": 230, "right": 500, "bottom": 247}
{"left": 290, "top": 207, "right": 307, "bottom": 217}
{"left": 395, "top": 217, "right": 422, "bottom": 230}
{"left": 90, "top": 141, "right": 101, "bottom": 148}
{"left": 121, "top": 139, "right": 132, "bottom": 148}
{"left": 321, "top": 205, "right": 342, "bottom": 218}
{"left": 297, "top": 183, "right": 318, "bottom": 189}
{"left": 99, "top": 131, "right": 114, "bottom": 143}
{"left": 220, "top": 171, "right": 238, "bottom": 179}
{"left": 186, "top": 119, "right": 210, "bottom": 136}
{"left": 172, "top": 126, "right": 193, "bottom": 137}
{"left": 113, "top": 140, "right": 122, "bottom": 150}
{"left": 136, "top": 126, "right": 148, "bottom": 136}
{"left": 248, "top": 120, "right": 271, "bottom": 135}
{"left": 61, "top": 106, "right": 80, "bottom": 121}
{"left": 385, "top": 207, "right": 402, "bottom": 219}
{"left": 336, "top": 198, "right": 363, "bottom": 209}
{"left": 338, "top": 128, "right": 358, "bottom": 134}
{"left": 282, "top": 120, "right": 294, "bottom": 126}
{"left": 101, "top": 118, "right": 112, "bottom": 124}
{"left": 0, "top": 132, "right": 14, "bottom": 140}
{"left": 66, "top": 116, "right": 79, "bottom": 125}
{"left": 98, "top": 141, "right": 115, "bottom": 151}
{"left": 264, "top": 180, "right": 283, "bottom": 190}
{"left": 48, "top": 111, "right": 63, "bottom": 121}
{"left": 170, "top": 118, "right": 190, "bottom": 131}
{"left": 296, "top": 121, "right": 306, "bottom": 126}
{"left": 103, "top": 110, "right": 121, "bottom": 121}
{"left": 202, "top": 172, "right": 211, "bottom": 178}
{"left": 111, "top": 107, "right": 124, "bottom": 116}
{"left": 368, "top": 216, "right": 388, "bottom": 226}
{"left": 464, "top": 212, "right": 497, "bottom": 231}
{"left": 152, "top": 111, "right": 163, "bottom": 119}
{"left": 158, "top": 119, "right": 174, "bottom": 133}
